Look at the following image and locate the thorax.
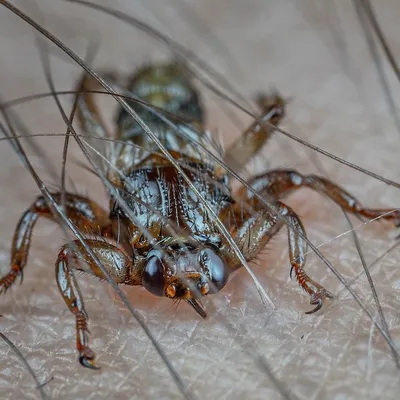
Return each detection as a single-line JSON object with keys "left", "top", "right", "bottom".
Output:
{"left": 110, "top": 164, "right": 233, "bottom": 253}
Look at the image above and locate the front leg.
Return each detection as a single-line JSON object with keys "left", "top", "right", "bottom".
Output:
{"left": 0, "top": 193, "right": 108, "bottom": 293}
{"left": 225, "top": 201, "right": 333, "bottom": 314}
{"left": 56, "top": 239, "right": 136, "bottom": 369}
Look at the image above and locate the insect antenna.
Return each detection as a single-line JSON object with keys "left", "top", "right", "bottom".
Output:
{"left": 166, "top": 0, "right": 246, "bottom": 82}
{"left": 35, "top": 38, "right": 98, "bottom": 213}
{"left": 5, "top": 82, "right": 400, "bottom": 191}
{"left": 79, "top": 63, "right": 400, "bottom": 367}
{"left": 3, "top": 2, "right": 400, "bottom": 191}
{"left": 5, "top": 83, "right": 400, "bottom": 191}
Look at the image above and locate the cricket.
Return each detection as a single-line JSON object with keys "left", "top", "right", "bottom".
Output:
{"left": 1, "top": 1, "right": 400, "bottom": 399}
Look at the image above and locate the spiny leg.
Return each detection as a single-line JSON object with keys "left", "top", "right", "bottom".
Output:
{"left": 0, "top": 193, "right": 108, "bottom": 294}
{"left": 226, "top": 201, "right": 333, "bottom": 313}
{"left": 77, "top": 74, "right": 109, "bottom": 139}
{"left": 223, "top": 92, "right": 286, "bottom": 172}
{"left": 238, "top": 169, "right": 400, "bottom": 226}
{"left": 277, "top": 202, "right": 334, "bottom": 313}
{"left": 56, "top": 239, "right": 135, "bottom": 369}
{"left": 77, "top": 74, "right": 138, "bottom": 181}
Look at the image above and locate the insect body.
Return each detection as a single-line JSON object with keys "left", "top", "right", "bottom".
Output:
{"left": 1, "top": 63, "right": 399, "bottom": 369}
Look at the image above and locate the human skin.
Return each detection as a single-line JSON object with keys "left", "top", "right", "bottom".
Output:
{"left": 1, "top": 1, "right": 400, "bottom": 399}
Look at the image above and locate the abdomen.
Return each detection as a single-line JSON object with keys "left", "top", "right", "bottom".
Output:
{"left": 116, "top": 63, "right": 204, "bottom": 147}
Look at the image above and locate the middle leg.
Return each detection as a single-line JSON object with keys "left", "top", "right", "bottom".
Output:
{"left": 0, "top": 192, "right": 109, "bottom": 294}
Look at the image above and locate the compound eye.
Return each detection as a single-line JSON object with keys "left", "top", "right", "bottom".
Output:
{"left": 201, "top": 249, "right": 229, "bottom": 293}
{"left": 142, "top": 256, "right": 165, "bottom": 297}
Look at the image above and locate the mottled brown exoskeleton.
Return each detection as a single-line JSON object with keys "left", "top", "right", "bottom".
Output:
{"left": 1, "top": 63, "right": 399, "bottom": 368}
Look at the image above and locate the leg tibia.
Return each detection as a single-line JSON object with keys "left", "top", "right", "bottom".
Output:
{"left": 279, "top": 203, "right": 334, "bottom": 314}
{"left": 56, "top": 252, "right": 97, "bottom": 369}
{"left": 228, "top": 199, "right": 333, "bottom": 313}
{"left": 0, "top": 193, "right": 108, "bottom": 294}
{"left": 0, "top": 210, "right": 39, "bottom": 293}
{"left": 56, "top": 239, "right": 135, "bottom": 368}
{"left": 242, "top": 169, "right": 400, "bottom": 225}
{"left": 223, "top": 93, "right": 285, "bottom": 172}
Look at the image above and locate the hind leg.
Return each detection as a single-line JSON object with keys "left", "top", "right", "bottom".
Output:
{"left": 238, "top": 168, "right": 400, "bottom": 226}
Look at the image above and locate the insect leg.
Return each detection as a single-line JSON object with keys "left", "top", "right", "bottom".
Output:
{"left": 56, "top": 239, "right": 134, "bottom": 369}
{"left": 75, "top": 74, "right": 114, "bottom": 170}
{"left": 223, "top": 93, "right": 286, "bottom": 172}
{"left": 0, "top": 193, "right": 108, "bottom": 294}
{"left": 227, "top": 201, "right": 333, "bottom": 314}
{"left": 77, "top": 75, "right": 109, "bottom": 137}
{"left": 239, "top": 169, "right": 400, "bottom": 226}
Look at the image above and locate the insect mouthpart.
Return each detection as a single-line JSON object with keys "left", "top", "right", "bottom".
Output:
{"left": 165, "top": 273, "right": 210, "bottom": 319}
{"left": 141, "top": 245, "right": 230, "bottom": 318}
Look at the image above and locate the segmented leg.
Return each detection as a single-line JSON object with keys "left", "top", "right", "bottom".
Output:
{"left": 0, "top": 193, "right": 108, "bottom": 294}
{"left": 230, "top": 168, "right": 400, "bottom": 313}
{"left": 56, "top": 239, "right": 135, "bottom": 369}
{"left": 77, "top": 74, "right": 145, "bottom": 182}
{"left": 223, "top": 93, "right": 286, "bottom": 172}
{"left": 239, "top": 169, "right": 400, "bottom": 225}
{"left": 226, "top": 200, "right": 333, "bottom": 314}
{"left": 77, "top": 74, "right": 109, "bottom": 138}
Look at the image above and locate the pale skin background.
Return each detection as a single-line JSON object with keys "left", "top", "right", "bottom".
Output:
{"left": 1, "top": 0, "right": 400, "bottom": 399}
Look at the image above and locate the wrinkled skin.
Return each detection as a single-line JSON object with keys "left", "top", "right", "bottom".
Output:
{"left": 1, "top": 1, "right": 400, "bottom": 399}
